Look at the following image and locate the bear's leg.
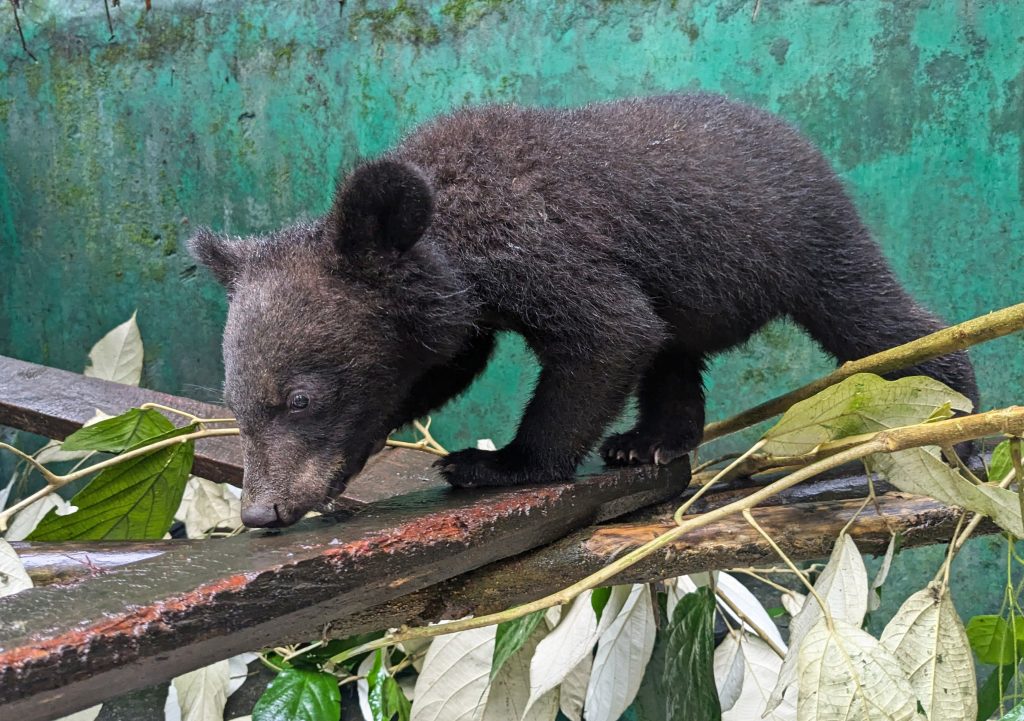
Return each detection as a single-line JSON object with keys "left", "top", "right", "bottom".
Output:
{"left": 600, "top": 347, "right": 705, "bottom": 466}
{"left": 791, "top": 260, "right": 979, "bottom": 411}
{"left": 436, "top": 346, "right": 653, "bottom": 488}
{"left": 393, "top": 331, "right": 497, "bottom": 425}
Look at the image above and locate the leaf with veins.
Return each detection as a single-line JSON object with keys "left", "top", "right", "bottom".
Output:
{"left": 713, "top": 632, "right": 745, "bottom": 712}
{"left": 4, "top": 492, "right": 75, "bottom": 541}
{"left": 880, "top": 582, "right": 977, "bottom": 720}
{"left": 870, "top": 447, "right": 1024, "bottom": 537}
{"left": 798, "top": 618, "right": 923, "bottom": 721}
{"left": 768, "top": 534, "right": 867, "bottom": 714}
{"left": 584, "top": 584, "right": 657, "bottom": 721}
{"left": 868, "top": 535, "right": 897, "bottom": 613}
{"left": 526, "top": 586, "right": 630, "bottom": 711}
{"left": 721, "top": 632, "right": 796, "bottom": 721}
{"left": 762, "top": 373, "right": 971, "bottom": 456}
{"left": 558, "top": 653, "right": 592, "bottom": 721}
{"left": 411, "top": 625, "right": 495, "bottom": 721}
{"left": 715, "top": 571, "right": 786, "bottom": 650}
{"left": 481, "top": 621, "right": 557, "bottom": 721}
{"left": 172, "top": 659, "right": 230, "bottom": 721}
{"left": 85, "top": 312, "right": 144, "bottom": 386}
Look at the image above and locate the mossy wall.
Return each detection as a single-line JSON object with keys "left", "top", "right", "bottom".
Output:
{"left": 1, "top": 1, "right": 1023, "bottom": 660}
{"left": 1, "top": 0, "right": 1021, "bottom": 450}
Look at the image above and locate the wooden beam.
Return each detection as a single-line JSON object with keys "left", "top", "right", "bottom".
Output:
{"left": 324, "top": 491, "right": 991, "bottom": 640}
{"left": 0, "top": 453, "right": 690, "bottom": 721}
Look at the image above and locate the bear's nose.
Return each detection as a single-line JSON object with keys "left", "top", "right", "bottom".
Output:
{"left": 241, "top": 503, "right": 284, "bottom": 528}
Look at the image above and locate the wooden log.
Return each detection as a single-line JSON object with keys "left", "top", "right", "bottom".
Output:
{"left": 10, "top": 463, "right": 884, "bottom": 586}
{"left": 325, "top": 491, "right": 992, "bottom": 639}
{"left": 0, "top": 454, "right": 690, "bottom": 721}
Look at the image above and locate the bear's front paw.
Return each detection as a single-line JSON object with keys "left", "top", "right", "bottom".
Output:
{"left": 600, "top": 428, "right": 696, "bottom": 466}
{"left": 435, "top": 447, "right": 572, "bottom": 488}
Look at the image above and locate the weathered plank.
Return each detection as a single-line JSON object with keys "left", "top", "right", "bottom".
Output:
{"left": 326, "top": 491, "right": 991, "bottom": 640}
{"left": 0, "top": 354, "right": 449, "bottom": 504}
{"left": 0, "top": 452, "right": 690, "bottom": 721}
{"left": 10, "top": 463, "right": 888, "bottom": 587}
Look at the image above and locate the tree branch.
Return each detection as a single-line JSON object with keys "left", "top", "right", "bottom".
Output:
{"left": 702, "top": 302, "right": 1024, "bottom": 444}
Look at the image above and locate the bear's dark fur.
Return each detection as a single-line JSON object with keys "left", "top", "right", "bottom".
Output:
{"left": 191, "top": 93, "right": 978, "bottom": 528}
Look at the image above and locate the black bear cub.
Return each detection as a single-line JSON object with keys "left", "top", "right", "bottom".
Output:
{"left": 191, "top": 93, "right": 978, "bottom": 528}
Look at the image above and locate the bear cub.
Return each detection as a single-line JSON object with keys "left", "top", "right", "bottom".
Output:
{"left": 191, "top": 93, "right": 978, "bottom": 528}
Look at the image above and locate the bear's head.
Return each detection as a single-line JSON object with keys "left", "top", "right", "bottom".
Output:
{"left": 190, "top": 158, "right": 474, "bottom": 527}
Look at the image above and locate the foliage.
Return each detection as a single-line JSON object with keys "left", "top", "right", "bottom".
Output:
{"left": 28, "top": 423, "right": 196, "bottom": 541}
{"left": 662, "top": 587, "right": 719, "bottom": 721}
{"left": 252, "top": 668, "right": 340, "bottom": 721}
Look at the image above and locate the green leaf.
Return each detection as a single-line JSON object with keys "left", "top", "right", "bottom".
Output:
{"left": 491, "top": 609, "right": 545, "bottom": 681}
{"left": 662, "top": 587, "right": 720, "bottom": 721}
{"left": 253, "top": 668, "right": 340, "bottom": 721}
{"left": 591, "top": 586, "right": 612, "bottom": 624}
{"left": 763, "top": 373, "right": 972, "bottom": 456}
{"left": 61, "top": 408, "right": 174, "bottom": 453}
{"left": 966, "top": 615, "right": 1024, "bottom": 666}
{"left": 367, "top": 650, "right": 411, "bottom": 721}
{"left": 634, "top": 629, "right": 668, "bottom": 721}
{"left": 979, "top": 663, "right": 1016, "bottom": 721}
{"left": 28, "top": 425, "right": 196, "bottom": 541}
{"left": 990, "top": 439, "right": 1022, "bottom": 484}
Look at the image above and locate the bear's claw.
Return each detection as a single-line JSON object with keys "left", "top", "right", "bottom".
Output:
{"left": 600, "top": 429, "right": 694, "bottom": 467}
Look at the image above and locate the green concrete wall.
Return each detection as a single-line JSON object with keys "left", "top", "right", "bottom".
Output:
{"left": 2, "top": 0, "right": 1022, "bottom": 453}
{"left": 1, "top": 1, "right": 1023, "bottom": 687}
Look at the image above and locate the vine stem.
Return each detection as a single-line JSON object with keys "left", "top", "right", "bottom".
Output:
{"left": 702, "top": 301, "right": 1024, "bottom": 444}
{"left": 743, "top": 509, "right": 831, "bottom": 630}
{"left": 714, "top": 584, "right": 787, "bottom": 659}
{"left": 330, "top": 405, "right": 1024, "bottom": 666}
{"left": 673, "top": 439, "right": 766, "bottom": 525}
{"left": 9, "top": 0, "right": 36, "bottom": 62}
{"left": 0, "top": 410, "right": 451, "bottom": 529}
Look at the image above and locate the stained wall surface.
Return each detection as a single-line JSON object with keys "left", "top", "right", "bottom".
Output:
{"left": 2, "top": 0, "right": 1021, "bottom": 449}
{"left": 1, "top": 0, "right": 1023, "bottom": 664}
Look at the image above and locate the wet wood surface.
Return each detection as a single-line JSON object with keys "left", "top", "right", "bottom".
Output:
{"left": 0, "top": 448, "right": 690, "bottom": 720}
{"left": 327, "top": 491, "right": 991, "bottom": 640}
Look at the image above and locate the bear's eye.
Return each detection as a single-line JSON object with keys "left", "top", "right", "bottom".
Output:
{"left": 287, "top": 390, "right": 311, "bottom": 413}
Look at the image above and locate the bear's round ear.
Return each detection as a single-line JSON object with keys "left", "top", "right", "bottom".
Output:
{"left": 188, "top": 227, "right": 242, "bottom": 290}
{"left": 328, "top": 159, "right": 434, "bottom": 257}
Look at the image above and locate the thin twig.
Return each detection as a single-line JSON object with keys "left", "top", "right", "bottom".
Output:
{"left": 0, "top": 427, "right": 239, "bottom": 531}
{"left": 942, "top": 445, "right": 983, "bottom": 484}
{"left": 384, "top": 439, "right": 447, "bottom": 457}
{"left": 743, "top": 509, "right": 830, "bottom": 625}
{"left": 692, "top": 452, "right": 741, "bottom": 474}
{"left": 412, "top": 417, "right": 447, "bottom": 455}
{"left": 729, "top": 568, "right": 797, "bottom": 595}
{"left": 673, "top": 439, "right": 766, "bottom": 525}
{"left": 1011, "top": 439, "right": 1024, "bottom": 536}
{"left": 138, "top": 402, "right": 236, "bottom": 427}
{"left": 102, "top": 0, "right": 114, "bottom": 38}
{"left": 702, "top": 302, "right": 1024, "bottom": 444}
{"left": 715, "top": 585, "right": 786, "bottom": 659}
{"left": 8, "top": 0, "right": 36, "bottom": 61}
{"left": 935, "top": 465, "right": 1018, "bottom": 586}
